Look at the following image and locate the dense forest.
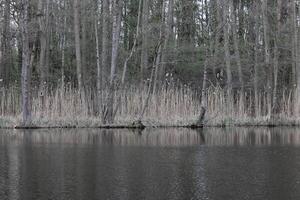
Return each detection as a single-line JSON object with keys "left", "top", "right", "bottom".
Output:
{"left": 0, "top": 0, "right": 299, "bottom": 127}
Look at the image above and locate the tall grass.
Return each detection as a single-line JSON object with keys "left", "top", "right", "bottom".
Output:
{"left": 0, "top": 84, "right": 299, "bottom": 127}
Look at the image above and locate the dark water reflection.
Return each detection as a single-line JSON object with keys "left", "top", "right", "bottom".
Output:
{"left": 0, "top": 128, "right": 300, "bottom": 200}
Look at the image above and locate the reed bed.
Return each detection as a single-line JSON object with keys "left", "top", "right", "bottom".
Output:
{"left": 0, "top": 84, "right": 299, "bottom": 128}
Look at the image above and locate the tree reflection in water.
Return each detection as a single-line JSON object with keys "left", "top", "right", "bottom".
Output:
{"left": 1, "top": 127, "right": 300, "bottom": 146}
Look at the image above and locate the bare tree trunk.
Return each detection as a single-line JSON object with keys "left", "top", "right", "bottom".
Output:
{"left": 262, "top": 0, "right": 272, "bottom": 118}
{"left": 223, "top": 2, "right": 232, "bottom": 101}
{"left": 44, "top": 2, "right": 51, "bottom": 85}
{"left": 195, "top": 48, "right": 208, "bottom": 127}
{"left": 138, "top": 42, "right": 162, "bottom": 122}
{"left": 102, "top": 0, "right": 109, "bottom": 87}
{"left": 230, "top": 0, "right": 244, "bottom": 98}
{"left": 138, "top": 1, "right": 165, "bottom": 123}
{"left": 136, "top": 8, "right": 163, "bottom": 123}
{"left": 103, "top": 0, "right": 122, "bottom": 124}
{"left": 121, "top": 0, "right": 142, "bottom": 84}
{"left": 61, "top": 0, "right": 66, "bottom": 90}
{"left": 81, "top": 0, "right": 88, "bottom": 86}
{"left": 38, "top": 0, "right": 50, "bottom": 91}
{"left": 73, "top": 0, "right": 84, "bottom": 93}
{"left": 95, "top": 2, "right": 102, "bottom": 114}
{"left": 153, "top": 0, "right": 165, "bottom": 94}
{"left": 136, "top": 0, "right": 163, "bottom": 123}
{"left": 160, "top": 0, "right": 174, "bottom": 82}
{"left": 213, "top": 0, "right": 222, "bottom": 85}
{"left": 59, "top": 0, "right": 67, "bottom": 117}
{"left": 28, "top": 42, "right": 36, "bottom": 115}
{"left": 272, "top": 0, "right": 282, "bottom": 115}
{"left": 253, "top": 1, "right": 260, "bottom": 117}
{"left": 0, "top": 0, "right": 12, "bottom": 86}
{"left": 140, "top": 0, "right": 149, "bottom": 85}
{"left": 109, "top": 0, "right": 122, "bottom": 85}
{"left": 20, "top": 0, "right": 31, "bottom": 125}
{"left": 292, "top": 0, "right": 299, "bottom": 115}
{"left": 194, "top": 0, "right": 211, "bottom": 127}
{"left": 112, "top": 0, "right": 142, "bottom": 120}
{"left": 37, "top": 0, "right": 50, "bottom": 118}
{"left": 38, "top": 7, "right": 46, "bottom": 87}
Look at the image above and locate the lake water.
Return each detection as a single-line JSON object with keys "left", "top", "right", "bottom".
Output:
{"left": 1, "top": 128, "right": 300, "bottom": 200}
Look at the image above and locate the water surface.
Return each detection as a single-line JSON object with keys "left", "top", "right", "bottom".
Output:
{"left": 1, "top": 128, "right": 300, "bottom": 200}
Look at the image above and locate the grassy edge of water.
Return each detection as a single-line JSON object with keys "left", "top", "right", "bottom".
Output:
{"left": 1, "top": 115, "right": 300, "bottom": 129}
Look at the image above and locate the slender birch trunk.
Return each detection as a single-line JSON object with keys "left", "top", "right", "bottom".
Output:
{"left": 103, "top": 0, "right": 122, "bottom": 124}
{"left": 21, "top": 0, "right": 31, "bottom": 125}
{"left": 102, "top": 0, "right": 109, "bottom": 87}
{"left": 38, "top": 0, "right": 50, "bottom": 91}
{"left": 121, "top": 0, "right": 142, "bottom": 84}
{"left": 195, "top": 48, "right": 208, "bottom": 127}
{"left": 262, "top": 0, "right": 272, "bottom": 117}
{"left": 138, "top": 42, "right": 163, "bottom": 123}
{"left": 153, "top": 1, "right": 165, "bottom": 94}
{"left": 109, "top": 0, "right": 122, "bottom": 85}
{"left": 81, "top": 0, "right": 87, "bottom": 85}
{"left": 292, "top": 0, "right": 299, "bottom": 115}
{"left": 272, "top": 0, "right": 282, "bottom": 115}
{"left": 95, "top": 1, "right": 102, "bottom": 114}
{"left": 140, "top": 0, "right": 149, "bottom": 85}
{"left": 223, "top": 2, "right": 232, "bottom": 101}
{"left": 160, "top": 0, "right": 174, "bottom": 82}
{"left": 253, "top": 1, "right": 260, "bottom": 117}
{"left": 230, "top": 0, "right": 244, "bottom": 100}
{"left": 213, "top": 0, "right": 222, "bottom": 85}
{"left": 73, "top": 0, "right": 84, "bottom": 94}
{"left": 0, "top": 0, "right": 12, "bottom": 85}
{"left": 61, "top": 0, "right": 66, "bottom": 91}
{"left": 112, "top": 0, "right": 142, "bottom": 120}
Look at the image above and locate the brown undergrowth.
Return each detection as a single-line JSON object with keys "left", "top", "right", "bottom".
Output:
{"left": 0, "top": 85, "right": 298, "bottom": 128}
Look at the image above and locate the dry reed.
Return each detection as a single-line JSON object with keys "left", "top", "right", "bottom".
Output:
{"left": 0, "top": 84, "right": 299, "bottom": 128}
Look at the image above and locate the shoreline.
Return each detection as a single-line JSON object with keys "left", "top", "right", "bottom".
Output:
{"left": 2, "top": 123, "right": 300, "bottom": 130}
{"left": 2, "top": 116, "right": 300, "bottom": 130}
